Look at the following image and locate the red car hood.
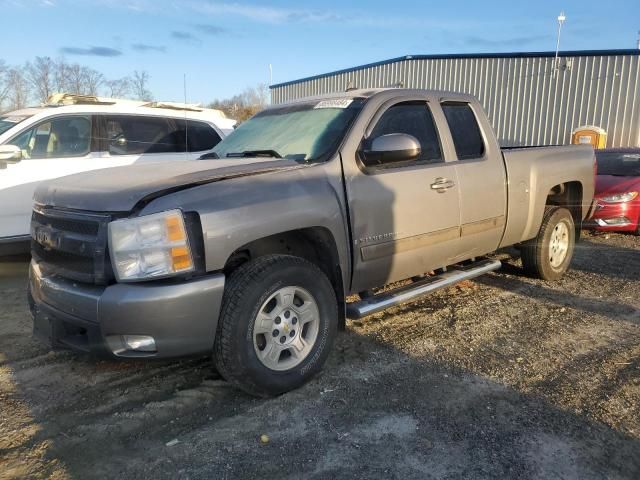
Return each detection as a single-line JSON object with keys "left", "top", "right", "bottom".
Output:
{"left": 595, "top": 175, "right": 640, "bottom": 196}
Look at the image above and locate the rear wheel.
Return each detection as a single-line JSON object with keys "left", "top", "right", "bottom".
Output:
{"left": 521, "top": 207, "right": 575, "bottom": 281}
{"left": 214, "top": 255, "right": 338, "bottom": 397}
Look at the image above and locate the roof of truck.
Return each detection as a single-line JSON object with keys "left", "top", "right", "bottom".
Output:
{"left": 269, "top": 87, "right": 474, "bottom": 107}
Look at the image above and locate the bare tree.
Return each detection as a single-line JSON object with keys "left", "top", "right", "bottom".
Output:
{"left": 0, "top": 57, "right": 154, "bottom": 110}
{"left": 65, "top": 63, "right": 85, "bottom": 94}
{"left": 104, "top": 77, "right": 131, "bottom": 98}
{"left": 131, "top": 70, "right": 152, "bottom": 101}
{"left": 208, "top": 83, "right": 270, "bottom": 122}
{"left": 0, "top": 60, "right": 11, "bottom": 111}
{"left": 241, "top": 83, "right": 270, "bottom": 107}
{"left": 25, "top": 56, "right": 55, "bottom": 103}
{"left": 53, "top": 58, "right": 70, "bottom": 93}
{"left": 82, "top": 67, "right": 104, "bottom": 96}
{"left": 5, "top": 67, "right": 29, "bottom": 111}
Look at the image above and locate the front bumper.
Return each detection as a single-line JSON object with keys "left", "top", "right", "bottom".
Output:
{"left": 584, "top": 199, "right": 639, "bottom": 232}
{"left": 29, "top": 261, "right": 225, "bottom": 358}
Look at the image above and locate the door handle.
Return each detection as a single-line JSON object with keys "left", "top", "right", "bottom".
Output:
{"left": 430, "top": 177, "right": 455, "bottom": 192}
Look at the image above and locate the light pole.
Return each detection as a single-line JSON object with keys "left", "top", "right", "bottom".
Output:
{"left": 268, "top": 64, "right": 273, "bottom": 105}
{"left": 554, "top": 11, "right": 566, "bottom": 77}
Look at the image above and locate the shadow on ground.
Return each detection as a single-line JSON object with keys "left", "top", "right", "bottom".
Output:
{"left": 1, "top": 234, "right": 639, "bottom": 479}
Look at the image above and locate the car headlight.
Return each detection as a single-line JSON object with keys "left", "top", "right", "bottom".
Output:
{"left": 599, "top": 191, "right": 638, "bottom": 203}
{"left": 108, "top": 209, "right": 194, "bottom": 282}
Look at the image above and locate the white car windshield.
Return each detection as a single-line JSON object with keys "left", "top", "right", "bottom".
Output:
{"left": 0, "top": 114, "right": 32, "bottom": 135}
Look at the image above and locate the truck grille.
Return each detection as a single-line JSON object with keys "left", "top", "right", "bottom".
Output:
{"left": 31, "top": 206, "right": 113, "bottom": 285}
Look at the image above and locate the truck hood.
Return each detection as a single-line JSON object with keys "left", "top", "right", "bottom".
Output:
{"left": 595, "top": 174, "right": 640, "bottom": 196}
{"left": 34, "top": 158, "right": 305, "bottom": 212}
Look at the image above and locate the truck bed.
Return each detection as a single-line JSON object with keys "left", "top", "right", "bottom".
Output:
{"left": 499, "top": 144, "right": 596, "bottom": 247}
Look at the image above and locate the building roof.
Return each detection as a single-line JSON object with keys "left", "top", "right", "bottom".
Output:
{"left": 270, "top": 48, "right": 640, "bottom": 89}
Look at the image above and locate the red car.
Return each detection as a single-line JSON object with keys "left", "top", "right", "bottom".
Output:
{"left": 590, "top": 148, "right": 640, "bottom": 235}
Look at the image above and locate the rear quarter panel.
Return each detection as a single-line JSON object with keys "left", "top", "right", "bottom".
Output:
{"left": 500, "top": 144, "right": 595, "bottom": 247}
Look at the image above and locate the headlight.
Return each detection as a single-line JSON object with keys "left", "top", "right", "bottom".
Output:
{"left": 599, "top": 191, "right": 638, "bottom": 203}
{"left": 108, "top": 209, "right": 194, "bottom": 282}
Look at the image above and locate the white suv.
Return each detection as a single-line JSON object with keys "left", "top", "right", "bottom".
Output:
{"left": 0, "top": 94, "right": 235, "bottom": 253}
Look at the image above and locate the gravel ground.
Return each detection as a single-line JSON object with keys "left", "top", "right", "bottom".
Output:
{"left": 1, "top": 231, "right": 639, "bottom": 479}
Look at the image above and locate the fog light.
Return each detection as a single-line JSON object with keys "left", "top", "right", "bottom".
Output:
{"left": 122, "top": 335, "right": 156, "bottom": 352}
{"left": 603, "top": 217, "right": 630, "bottom": 226}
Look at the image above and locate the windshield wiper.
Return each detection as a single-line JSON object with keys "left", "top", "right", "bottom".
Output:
{"left": 198, "top": 151, "right": 219, "bottom": 159}
{"left": 226, "top": 149, "right": 282, "bottom": 158}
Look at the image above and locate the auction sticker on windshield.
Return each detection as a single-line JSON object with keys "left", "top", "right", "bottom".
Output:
{"left": 314, "top": 99, "right": 354, "bottom": 109}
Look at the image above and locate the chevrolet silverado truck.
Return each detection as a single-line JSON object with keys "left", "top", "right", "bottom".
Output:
{"left": 28, "top": 88, "right": 595, "bottom": 397}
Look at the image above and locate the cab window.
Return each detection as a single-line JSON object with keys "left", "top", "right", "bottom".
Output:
{"left": 367, "top": 101, "right": 442, "bottom": 166}
{"left": 10, "top": 116, "right": 91, "bottom": 159}
{"left": 441, "top": 103, "right": 485, "bottom": 160}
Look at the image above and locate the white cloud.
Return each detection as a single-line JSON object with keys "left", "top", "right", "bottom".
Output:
{"left": 183, "top": 1, "right": 344, "bottom": 24}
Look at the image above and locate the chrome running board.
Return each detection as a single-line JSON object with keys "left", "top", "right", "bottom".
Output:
{"left": 346, "top": 259, "right": 502, "bottom": 319}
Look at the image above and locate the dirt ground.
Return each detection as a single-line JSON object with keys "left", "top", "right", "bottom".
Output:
{"left": 1, "top": 231, "right": 639, "bottom": 479}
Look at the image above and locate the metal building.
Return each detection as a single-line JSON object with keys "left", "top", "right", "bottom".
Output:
{"left": 270, "top": 49, "right": 640, "bottom": 148}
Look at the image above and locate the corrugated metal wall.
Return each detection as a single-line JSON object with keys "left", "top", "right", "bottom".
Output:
{"left": 271, "top": 53, "right": 640, "bottom": 147}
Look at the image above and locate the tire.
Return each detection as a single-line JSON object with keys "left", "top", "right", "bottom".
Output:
{"left": 214, "top": 254, "right": 338, "bottom": 397}
{"left": 521, "top": 207, "right": 575, "bottom": 281}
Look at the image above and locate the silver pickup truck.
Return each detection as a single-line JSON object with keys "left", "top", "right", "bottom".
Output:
{"left": 29, "top": 88, "right": 596, "bottom": 396}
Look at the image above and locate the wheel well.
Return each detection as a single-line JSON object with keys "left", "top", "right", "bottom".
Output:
{"left": 224, "top": 228, "right": 346, "bottom": 329}
{"left": 546, "top": 181, "right": 583, "bottom": 239}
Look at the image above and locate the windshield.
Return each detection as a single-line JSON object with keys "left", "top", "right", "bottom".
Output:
{"left": 212, "top": 98, "right": 365, "bottom": 162}
{"left": 0, "top": 114, "right": 33, "bottom": 135}
{"left": 596, "top": 151, "right": 640, "bottom": 176}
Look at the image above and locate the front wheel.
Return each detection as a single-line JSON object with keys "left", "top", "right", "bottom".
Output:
{"left": 214, "top": 255, "right": 338, "bottom": 397}
{"left": 521, "top": 207, "right": 576, "bottom": 281}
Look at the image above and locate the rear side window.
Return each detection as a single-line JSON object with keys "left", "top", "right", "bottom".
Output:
{"left": 369, "top": 102, "right": 442, "bottom": 165}
{"left": 441, "top": 103, "right": 485, "bottom": 160}
{"left": 186, "top": 120, "right": 222, "bottom": 152}
{"left": 104, "top": 116, "right": 221, "bottom": 155}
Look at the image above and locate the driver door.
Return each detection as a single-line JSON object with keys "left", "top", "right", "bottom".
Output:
{"left": 344, "top": 100, "right": 462, "bottom": 293}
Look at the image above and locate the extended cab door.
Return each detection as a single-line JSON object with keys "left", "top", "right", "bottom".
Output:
{"left": 343, "top": 99, "right": 462, "bottom": 293}
{"left": 439, "top": 100, "right": 507, "bottom": 258}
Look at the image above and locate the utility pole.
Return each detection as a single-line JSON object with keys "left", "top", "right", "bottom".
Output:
{"left": 554, "top": 11, "right": 566, "bottom": 78}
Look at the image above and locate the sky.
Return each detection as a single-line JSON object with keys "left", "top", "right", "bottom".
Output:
{"left": 2, "top": 0, "right": 639, "bottom": 104}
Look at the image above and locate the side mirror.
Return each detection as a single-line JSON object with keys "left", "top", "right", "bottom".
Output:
{"left": 0, "top": 145, "right": 22, "bottom": 166}
{"left": 360, "top": 133, "right": 421, "bottom": 167}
